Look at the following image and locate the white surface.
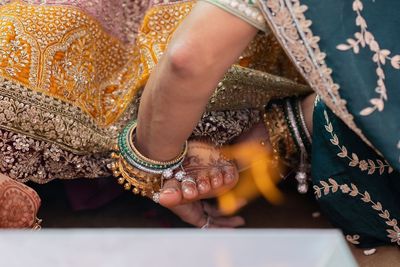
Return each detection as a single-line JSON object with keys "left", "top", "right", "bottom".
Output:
{"left": 0, "top": 229, "right": 357, "bottom": 267}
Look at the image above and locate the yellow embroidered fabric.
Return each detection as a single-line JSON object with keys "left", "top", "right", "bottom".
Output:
{"left": 0, "top": 2, "right": 142, "bottom": 126}
{"left": 0, "top": 1, "right": 145, "bottom": 154}
{"left": 0, "top": 0, "right": 308, "bottom": 156}
{"left": 0, "top": 0, "right": 310, "bottom": 182}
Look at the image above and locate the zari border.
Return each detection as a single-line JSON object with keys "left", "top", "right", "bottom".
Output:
{"left": 257, "top": 0, "right": 382, "bottom": 156}
{"left": 0, "top": 77, "right": 115, "bottom": 154}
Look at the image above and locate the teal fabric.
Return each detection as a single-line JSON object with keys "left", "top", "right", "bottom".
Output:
{"left": 301, "top": 0, "right": 400, "bottom": 171}
{"left": 257, "top": 0, "right": 400, "bottom": 248}
{"left": 312, "top": 100, "right": 400, "bottom": 247}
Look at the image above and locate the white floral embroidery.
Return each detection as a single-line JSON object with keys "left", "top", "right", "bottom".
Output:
{"left": 260, "top": 0, "right": 380, "bottom": 155}
{"left": 324, "top": 110, "right": 393, "bottom": 175}
{"left": 337, "top": 0, "right": 400, "bottom": 116}
{"left": 314, "top": 179, "right": 400, "bottom": 246}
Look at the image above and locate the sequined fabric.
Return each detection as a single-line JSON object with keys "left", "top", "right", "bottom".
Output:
{"left": 0, "top": 1, "right": 146, "bottom": 152}
{"left": 0, "top": 128, "right": 110, "bottom": 183}
{"left": 0, "top": 1, "right": 146, "bottom": 182}
{"left": 0, "top": 0, "right": 151, "bottom": 44}
{"left": 0, "top": 0, "right": 307, "bottom": 183}
{"left": 192, "top": 110, "right": 261, "bottom": 146}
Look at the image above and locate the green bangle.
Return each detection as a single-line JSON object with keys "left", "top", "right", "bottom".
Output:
{"left": 118, "top": 127, "right": 175, "bottom": 170}
{"left": 128, "top": 123, "right": 188, "bottom": 166}
{"left": 117, "top": 121, "right": 187, "bottom": 173}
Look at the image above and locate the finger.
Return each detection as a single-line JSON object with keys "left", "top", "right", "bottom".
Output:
{"left": 196, "top": 172, "right": 211, "bottom": 195}
{"left": 222, "top": 165, "right": 239, "bottom": 185}
{"left": 181, "top": 177, "right": 199, "bottom": 200}
{"left": 210, "top": 168, "right": 223, "bottom": 189}
{"left": 159, "top": 179, "right": 182, "bottom": 208}
{"left": 203, "top": 202, "right": 223, "bottom": 217}
{"left": 170, "top": 202, "right": 208, "bottom": 228}
{"left": 211, "top": 216, "right": 245, "bottom": 228}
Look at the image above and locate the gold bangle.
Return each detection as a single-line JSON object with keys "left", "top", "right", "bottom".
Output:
{"left": 120, "top": 159, "right": 161, "bottom": 195}
{"left": 128, "top": 123, "right": 188, "bottom": 166}
{"left": 263, "top": 102, "right": 298, "bottom": 163}
{"left": 122, "top": 158, "right": 160, "bottom": 184}
{"left": 110, "top": 154, "right": 161, "bottom": 197}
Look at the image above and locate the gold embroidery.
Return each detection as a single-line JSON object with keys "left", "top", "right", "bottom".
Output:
{"left": 0, "top": 2, "right": 141, "bottom": 127}
{"left": 0, "top": 0, "right": 150, "bottom": 45}
{"left": 0, "top": 128, "right": 109, "bottom": 183}
{"left": 0, "top": 77, "right": 115, "bottom": 154}
{"left": 336, "top": 0, "right": 399, "bottom": 116}
{"left": 192, "top": 109, "right": 261, "bottom": 146}
{"left": 0, "top": 2, "right": 150, "bottom": 154}
{"left": 263, "top": 101, "right": 298, "bottom": 163}
{"left": 258, "top": 0, "right": 381, "bottom": 155}
{"left": 206, "top": 65, "right": 310, "bottom": 111}
{"left": 0, "top": 1, "right": 309, "bottom": 155}
{"left": 346, "top": 235, "right": 360, "bottom": 245}
{"left": 0, "top": 1, "right": 308, "bottom": 182}
{"left": 314, "top": 179, "right": 400, "bottom": 245}
{"left": 323, "top": 110, "right": 393, "bottom": 175}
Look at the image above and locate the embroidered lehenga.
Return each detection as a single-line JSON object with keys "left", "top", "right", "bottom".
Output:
{"left": 0, "top": 0, "right": 153, "bottom": 183}
{"left": 0, "top": 0, "right": 308, "bottom": 227}
{"left": 0, "top": 0, "right": 155, "bottom": 227}
{"left": 3, "top": 0, "right": 398, "bottom": 249}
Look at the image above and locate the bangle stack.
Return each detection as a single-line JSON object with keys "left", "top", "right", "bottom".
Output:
{"left": 109, "top": 120, "right": 188, "bottom": 201}
{"left": 263, "top": 99, "right": 298, "bottom": 165}
{"left": 263, "top": 96, "right": 312, "bottom": 194}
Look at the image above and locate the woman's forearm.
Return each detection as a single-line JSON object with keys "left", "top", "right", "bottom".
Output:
{"left": 136, "top": 2, "right": 258, "bottom": 161}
